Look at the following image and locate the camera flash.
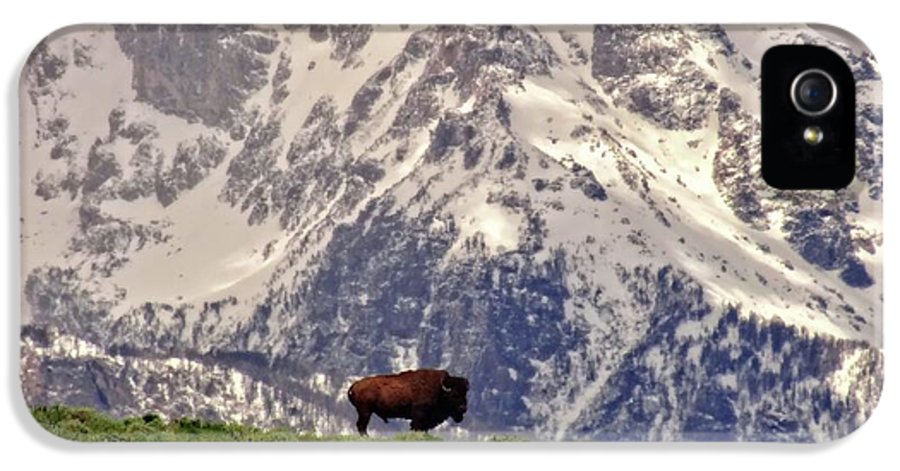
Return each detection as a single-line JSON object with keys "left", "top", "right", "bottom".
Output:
{"left": 803, "top": 126, "right": 824, "bottom": 145}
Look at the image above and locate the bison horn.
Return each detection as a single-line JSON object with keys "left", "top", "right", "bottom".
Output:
{"left": 441, "top": 379, "right": 452, "bottom": 393}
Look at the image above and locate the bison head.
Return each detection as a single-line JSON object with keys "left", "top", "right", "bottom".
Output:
{"left": 440, "top": 375, "right": 469, "bottom": 423}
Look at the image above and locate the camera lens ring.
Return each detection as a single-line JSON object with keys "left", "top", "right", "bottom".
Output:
{"left": 790, "top": 68, "right": 838, "bottom": 117}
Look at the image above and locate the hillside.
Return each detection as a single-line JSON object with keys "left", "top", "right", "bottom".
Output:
{"left": 31, "top": 405, "right": 444, "bottom": 441}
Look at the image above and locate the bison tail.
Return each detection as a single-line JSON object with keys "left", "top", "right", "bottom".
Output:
{"left": 347, "top": 385, "right": 357, "bottom": 406}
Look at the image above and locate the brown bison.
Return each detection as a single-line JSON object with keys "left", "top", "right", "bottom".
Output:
{"left": 347, "top": 369, "right": 469, "bottom": 436}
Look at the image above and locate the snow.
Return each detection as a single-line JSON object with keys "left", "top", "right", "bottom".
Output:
{"left": 505, "top": 28, "right": 884, "bottom": 437}
{"left": 310, "top": 373, "right": 331, "bottom": 395}
{"left": 506, "top": 38, "right": 877, "bottom": 343}
{"left": 457, "top": 201, "right": 521, "bottom": 252}
{"left": 104, "top": 162, "right": 289, "bottom": 309}
{"left": 391, "top": 341, "right": 420, "bottom": 372}
{"left": 46, "top": 27, "right": 136, "bottom": 145}
{"left": 20, "top": 29, "right": 438, "bottom": 330}
{"left": 675, "top": 312, "right": 719, "bottom": 340}
{"left": 718, "top": 373, "right": 738, "bottom": 390}
{"left": 830, "top": 350, "right": 866, "bottom": 398}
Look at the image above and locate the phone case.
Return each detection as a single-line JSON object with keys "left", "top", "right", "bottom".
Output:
{"left": 19, "top": 24, "right": 882, "bottom": 442}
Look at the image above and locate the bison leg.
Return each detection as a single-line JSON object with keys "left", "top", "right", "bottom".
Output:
{"left": 355, "top": 409, "right": 372, "bottom": 436}
{"left": 410, "top": 419, "right": 427, "bottom": 432}
{"left": 409, "top": 409, "right": 433, "bottom": 432}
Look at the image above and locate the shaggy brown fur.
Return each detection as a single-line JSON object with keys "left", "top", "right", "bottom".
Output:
{"left": 347, "top": 369, "right": 469, "bottom": 436}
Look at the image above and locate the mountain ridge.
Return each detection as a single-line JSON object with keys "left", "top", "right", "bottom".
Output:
{"left": 20, "top": 24, "right": 882, "bottom": 440}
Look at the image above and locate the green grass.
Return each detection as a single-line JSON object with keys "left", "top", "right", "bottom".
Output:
{"left": 30, "top": 405, "right": 444, "bottom": 442}
{"left": 486, "top": 434, "right": 530, "bottom": 442}
{"left": 31, "top": 405, "right": 529, "bottom": 442}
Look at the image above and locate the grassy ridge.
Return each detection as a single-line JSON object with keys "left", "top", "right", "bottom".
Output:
{"left": 30, "top": 405, "right": 441, "bottom": 442}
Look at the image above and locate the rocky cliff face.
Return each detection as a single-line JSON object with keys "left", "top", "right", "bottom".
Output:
{"left": 20, "top": 25, "right": 882, "bottom": 440}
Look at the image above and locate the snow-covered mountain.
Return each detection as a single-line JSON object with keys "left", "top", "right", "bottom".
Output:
{"left": 19, "top": 24, "right": 882, "bottom": 441}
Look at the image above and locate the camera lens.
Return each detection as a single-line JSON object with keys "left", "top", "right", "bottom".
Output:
{"left": 791, "top": 69, "right": 837, "bottom": 116}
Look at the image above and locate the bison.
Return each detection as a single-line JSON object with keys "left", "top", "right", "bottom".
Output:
{"left": 347, "top": 369, "right": 469, "bottom": 436}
